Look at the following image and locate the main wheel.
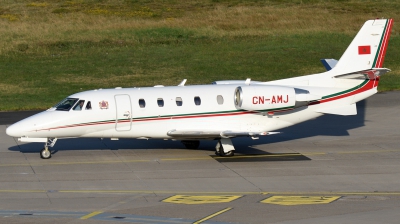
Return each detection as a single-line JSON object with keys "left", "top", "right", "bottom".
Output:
{"left": 40, "top": 148, "right": 51, "bottom": 159}
{"left": 218, "top": 146, "right": 234, "bottom": 157}
{"left": 181, "top": 140, "right": 200, "bottom": 149}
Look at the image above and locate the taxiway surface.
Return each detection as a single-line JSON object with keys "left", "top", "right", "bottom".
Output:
{"left": 0, "top": 91, "right": 400, "bottom": 224}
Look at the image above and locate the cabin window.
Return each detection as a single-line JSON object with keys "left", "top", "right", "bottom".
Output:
{"left": 85, "top": 101, "right": 92, "bottom": 110}
{"left": 194, "top": 96, "right": 201, "bottom": 106}
{"left": 217, "top": 95, "right": 224, "bottom": 105}
{"left": 157, "top": 98, "right": 164, "bottom": 107}
{"left": 176, "top": 97, "right": 183, "bottom": 106}
{"left": 54, "top": 98, "right": 78, "bottom": 111}
{"left": 73, "top": 100, "right": 85, "bottom": 111}
{"left": 139, "top": 99, "right": 146, "bottom": 108}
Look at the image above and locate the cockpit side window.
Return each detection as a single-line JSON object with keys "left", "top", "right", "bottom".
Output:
{"left": 73, "top": 100, "right": 85, "bottom": 111}
{"left": 55, "top": 98, "right": 79, "bottom": 111}
{"left": 85, "top": 101, "right": 92, "bottom": 110}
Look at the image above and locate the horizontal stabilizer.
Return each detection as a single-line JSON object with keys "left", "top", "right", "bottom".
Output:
{"left": 316, "top": 104, "right": 357, "bottom": 116}
{"left": 334, "top": 68, "right": 390, "bottom": 80}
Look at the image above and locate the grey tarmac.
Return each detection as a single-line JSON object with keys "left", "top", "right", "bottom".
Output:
{"left": 0, "top": 91, "right": 399, "bottom": 224}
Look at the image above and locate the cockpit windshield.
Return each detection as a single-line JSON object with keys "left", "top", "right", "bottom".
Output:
{"left": 54, "top": 98, "right": 79, "bottom": 111}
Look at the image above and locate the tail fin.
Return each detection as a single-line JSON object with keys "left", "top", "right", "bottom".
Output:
{"left": 331, "top": 19, "right": 393, "bottom": 75}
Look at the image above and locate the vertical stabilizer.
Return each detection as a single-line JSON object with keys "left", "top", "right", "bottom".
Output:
{"left": 331, "top": 19, "right": 393, "bottom": 75}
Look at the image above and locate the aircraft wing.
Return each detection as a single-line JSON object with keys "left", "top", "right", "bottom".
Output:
{"left": 167, "top": 129, "right": 279, "bottom": 139}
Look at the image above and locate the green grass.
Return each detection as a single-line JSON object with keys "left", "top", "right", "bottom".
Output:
{"left": 1, "top": 0, "right": 400, "bottom": 111}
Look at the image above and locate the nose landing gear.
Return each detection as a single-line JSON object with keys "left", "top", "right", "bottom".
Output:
{"left": 40, "top": 147, "right": 51, "bottom": 159}
{"left": 40, "top": 138, "right": 57, "bottom": 159}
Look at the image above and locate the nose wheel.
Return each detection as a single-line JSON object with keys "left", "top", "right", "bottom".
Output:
{"left": 40, "top": 147, "right": 51, "bottom": 159}
{"left": 40, "top": 138, "right": 57, "bottom": 159}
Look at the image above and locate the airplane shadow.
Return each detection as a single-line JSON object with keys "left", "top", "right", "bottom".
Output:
{"left": 211, "top": 153, "right": 311, "bottom": 163}
{"left": 231, "top": 100, "right": 367, "bottom": 155}
{"left": 8, "top": 100, "right": 367, "bottom": 157}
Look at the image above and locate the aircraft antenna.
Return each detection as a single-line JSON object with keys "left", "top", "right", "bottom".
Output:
{"left": 178, "top": 79, "right": 187, "bottom": 86}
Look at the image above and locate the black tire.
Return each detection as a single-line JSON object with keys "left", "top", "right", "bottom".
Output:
{"left": 181, "top": 140, "right": 200, "bottom": 149}
{"left": 40, "top": 148, "right": 51, "bottom": 159}
{"left": 218, "top": 145, "right": 234, "bottom": 157}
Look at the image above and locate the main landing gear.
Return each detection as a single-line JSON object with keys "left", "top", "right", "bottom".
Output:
{"left": 215, "top": 138, "right": 235, "bottom": 157}
{"left": 181, "top": 139, "right": 235, "bottom": 157}
{"left": 40, "top": 138, "right": 57, "bottom": 159}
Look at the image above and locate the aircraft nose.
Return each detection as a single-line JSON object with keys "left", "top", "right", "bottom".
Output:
{"left": 6, "top": 124, "right": 21, "bottom": 137}
{"left": 6, "top": 122, "right": 29, "bottom": 138}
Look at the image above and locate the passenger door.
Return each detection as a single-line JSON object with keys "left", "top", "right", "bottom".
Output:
{"left": 115, "top": 94, "right": 132, "bottom": 131}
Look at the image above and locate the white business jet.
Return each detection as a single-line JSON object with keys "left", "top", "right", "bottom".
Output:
{"left": 6, "top": 19, "right": 393, "bottom": 159}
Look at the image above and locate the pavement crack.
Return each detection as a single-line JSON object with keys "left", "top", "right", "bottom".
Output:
{"left": 220, "top": 162, "right": 263, "bottom": 192}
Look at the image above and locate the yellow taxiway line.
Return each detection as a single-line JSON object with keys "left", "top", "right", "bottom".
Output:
{"left": 0, "top": 149, "right": 399, "bottom": 167}
{"left": 193, "top": 207, "right": 232, "bottom": 224}
{"left": 1, "top": 189, "right": 400, "bottom": 196}
{"left": 80, "top": 211, "right": 103, "bottom": 220}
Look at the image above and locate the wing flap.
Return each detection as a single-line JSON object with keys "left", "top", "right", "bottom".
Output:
{"left": 167, "top": 129, "right": 221, "bottom": 138}
{"left": 167, "top": 129, "right": 279, "bottom": 139}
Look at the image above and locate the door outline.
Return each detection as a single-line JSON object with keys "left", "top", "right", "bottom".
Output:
{"left": 115, "top": 94, "right": 132, "bottom": 131}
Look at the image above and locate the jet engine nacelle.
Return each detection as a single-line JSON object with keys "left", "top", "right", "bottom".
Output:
{"left": 234, "top": 85, "right": 296, "bottom": 112}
